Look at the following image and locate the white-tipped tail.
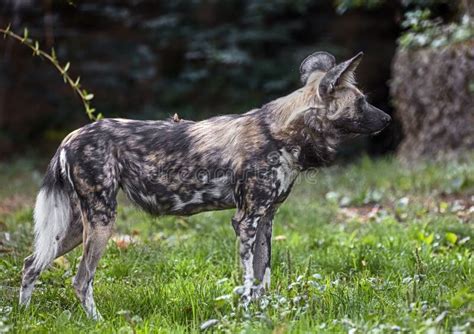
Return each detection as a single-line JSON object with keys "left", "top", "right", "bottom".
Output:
{"left": 32, "top": 188, "right": 71, "bottom": 270}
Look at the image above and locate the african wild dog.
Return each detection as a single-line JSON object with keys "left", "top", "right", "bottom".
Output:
{"left": 19, "top": 51, "right": 390, "bottom": 319}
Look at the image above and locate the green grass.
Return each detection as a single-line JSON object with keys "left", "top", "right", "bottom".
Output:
{"left": 0, "top": 155, "right": 473, "bottom": 333}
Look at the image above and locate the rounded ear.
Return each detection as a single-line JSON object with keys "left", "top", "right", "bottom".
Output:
{"left": 299, "top": 51, "right": 336, "bottom": 85}
{"left": 319, "top": 52, "right": 364, "bottom": 100}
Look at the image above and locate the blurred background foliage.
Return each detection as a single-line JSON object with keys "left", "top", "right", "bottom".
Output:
{"left": 0, "top": 0, "right": 472, "bottom": 160}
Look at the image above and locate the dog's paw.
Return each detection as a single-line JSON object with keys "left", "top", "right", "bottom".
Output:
{"left": 239, "top": 285, "right": 266, "bottom": 308}
{"left": 92, "top": 311, "right": 103, "bottom": 322}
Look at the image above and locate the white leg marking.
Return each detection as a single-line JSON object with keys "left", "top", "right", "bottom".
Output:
{"left": 84, "top": 281, "right": 102, "bottom": 321}
{"left": 262, "top": 267, "right": 271, "bottom": 290}
{"left": 19, "top": 284, "right": 34, "bottom": 307}
{"left": 241, "top": 234, "right": 257, "bottom": 304}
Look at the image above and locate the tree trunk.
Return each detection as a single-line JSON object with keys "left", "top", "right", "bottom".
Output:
{"left": 390, "top": 41, "right": 474, "bottom": 160}
{"left": 460, "top": 0, "right": 474, "bottom": 17}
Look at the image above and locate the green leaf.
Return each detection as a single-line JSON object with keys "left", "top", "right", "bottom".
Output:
{"left": 3, "top": 23, "right": 11, "bottom": 38}
{"left": 23, "top": 27, "right": 28, "bottom": 41}
{"left": 63, "top": 62, "right": 70, "bottom": 72}
{"left": 450, "top": 288, "right": 474, "bottom": 309}
{"left": 84, "top": 94, "right": 94, "bottom": 101}
{"left": 425, "top": 233, "right": 434, "bottom": 245}
{"left": 445, "top": 232, "right": 458, "bottom": 245}
{"left": 418, "top": 232, "right": 434, "bottom": 245}
{"left": 33, "top": 41, "right": 40, "bottom": 56}
{"left": 439, "top": 201, "right": 449, "bottom": 213}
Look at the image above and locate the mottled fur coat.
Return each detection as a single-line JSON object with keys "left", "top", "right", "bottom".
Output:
{"left": 19, "top": 51, "right": 390, "bottom": 319}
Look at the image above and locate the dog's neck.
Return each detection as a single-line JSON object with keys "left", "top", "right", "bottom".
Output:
{"left": 260, "top": 86, "right": 340, "bottom": 169}
{"left": 280, "top": 108, "right": 339, "bottom": 169}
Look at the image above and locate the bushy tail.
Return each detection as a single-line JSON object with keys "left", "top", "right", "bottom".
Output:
{"left": 32, "top": 150, "right": 72, "bottom": 270}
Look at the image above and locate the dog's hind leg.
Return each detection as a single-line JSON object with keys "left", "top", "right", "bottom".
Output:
{"left": 72, "top": 193, "right": 117, "bottom": 321}
{"left": 20, "top": 216, "right": 83, "bottom": 306}
{"left": 20, "top": 188, "right": 83, "bottom": 307}
{"left": 73, "top": 222, "right": 113, "bottom": 321}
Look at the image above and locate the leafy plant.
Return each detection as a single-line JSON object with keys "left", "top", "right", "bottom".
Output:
{"left": 0, "top": 25, "right": 101, "bottom": 121}
{"left": 336, "top": 0, "right": 474, "bottom": 49}
{"left": 398, "top": 10, "right": 474, "bottom": 48}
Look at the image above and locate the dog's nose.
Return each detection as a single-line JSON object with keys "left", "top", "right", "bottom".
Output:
{"left": 383, "top": 114, "right": 391, "bottom": 124}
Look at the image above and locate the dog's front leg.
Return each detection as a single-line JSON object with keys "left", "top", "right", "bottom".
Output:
{"left": 235, "top": 208, "right": 275, "bottom": 304}
{"left": 253, "top": 212, "right": 273, "bottom": 291}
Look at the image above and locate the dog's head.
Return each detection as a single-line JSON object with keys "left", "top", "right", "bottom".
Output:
{"left": 300, "top": 51, "right": 391, "bottom": 135}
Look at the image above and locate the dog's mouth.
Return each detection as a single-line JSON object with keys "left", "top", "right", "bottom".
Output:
{"left": 370, "top": 120, "right": 391, "bottom": 136}
{"left": 371, "top": 128, "right": 384, "bottom": 136}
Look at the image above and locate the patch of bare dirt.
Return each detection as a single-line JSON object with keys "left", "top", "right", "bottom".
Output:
{"left": 338, "top": 204, "right": 382, "bottom": 221}
{"left": 338, "top": 194, "right": 474, "bottom": 223}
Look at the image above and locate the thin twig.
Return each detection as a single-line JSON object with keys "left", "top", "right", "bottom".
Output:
{"left": 0, "top": 25, "right": 101, "bottom": 121}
